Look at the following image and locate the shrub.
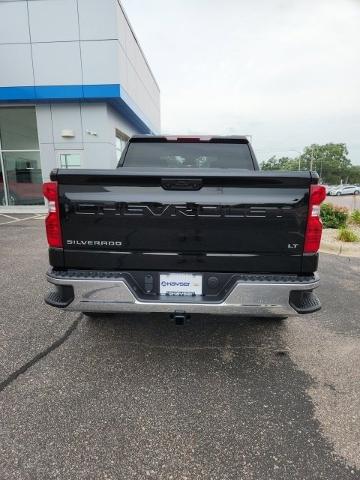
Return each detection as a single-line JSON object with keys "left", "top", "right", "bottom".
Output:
{"left": 337, "top": 228, "right": 359, "bottom": 243}
{"left": 350, "top": 209, "right": 360, "bottom": 226}
{"left": 320, "top": 203, "right": 348, "bottom": 229}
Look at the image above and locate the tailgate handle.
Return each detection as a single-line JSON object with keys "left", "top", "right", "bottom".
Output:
{"left": 161, "top": 178, "right": 203, "bottom": 191}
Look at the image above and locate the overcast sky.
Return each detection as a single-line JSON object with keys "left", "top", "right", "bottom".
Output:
{"left": 122, "top": 0, "right": 360, "bottom": 165}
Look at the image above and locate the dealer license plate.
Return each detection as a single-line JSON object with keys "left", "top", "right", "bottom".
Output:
{"left": 159, "top": 273, "right": 202, "bottom": 296}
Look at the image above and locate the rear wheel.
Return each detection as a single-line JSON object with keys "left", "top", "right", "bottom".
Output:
{"left": 82, "top": 312, "right": 103, "bottom": 318}
{"left": 82, "top": 312, "right": 120, "bottom": 322}
{"left": 354, "top": 190, "right": 359, "bottom": 195}
{"left": 256, "top": 316, "right": 287, "bottom": 322}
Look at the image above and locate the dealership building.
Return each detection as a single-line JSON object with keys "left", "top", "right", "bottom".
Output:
{"left": 0, "top": 0, "right": 160, "bottom": 207}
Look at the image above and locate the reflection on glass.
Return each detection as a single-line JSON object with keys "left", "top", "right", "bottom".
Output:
{"left": 2, "top": 152, "right": 44, "bottom": 205}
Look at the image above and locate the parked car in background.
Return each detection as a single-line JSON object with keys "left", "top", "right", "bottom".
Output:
{"left": 327, "top": 185, "right": 341, "bottom": 195}
{"left": 328, "top": 185, "right": 360, "bottom": 196}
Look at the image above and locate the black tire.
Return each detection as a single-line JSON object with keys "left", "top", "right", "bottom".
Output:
{"left": 82, "top": 312, "right": 103, "bottom": 318}
{"left": 336, "top": 191, "right": 341, "bottom": 196}
{"left": 354, "top": 190, "right": 359, "bottom": 195}
{"left": 257, "top": 316, "right": 287, "bottom": 322}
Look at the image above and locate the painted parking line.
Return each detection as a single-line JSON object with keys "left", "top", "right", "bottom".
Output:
{"left": 0, "top": 215, "right": 43, "bottom": 225}
{"left": 0, "top": 214, "right": 20, "bottom": 221}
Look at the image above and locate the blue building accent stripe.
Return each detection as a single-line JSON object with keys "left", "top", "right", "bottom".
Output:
{"left": 0, "top": 83, "right": 155, "bottom": 134}
{"left": 35, "top": 85, "right": 84, "bottom": 100}
{"left": 0, "top": 86, "right": 36, "bottom": 101}
{"left": 83, "top": 84, "right": 120, "bottom": 98}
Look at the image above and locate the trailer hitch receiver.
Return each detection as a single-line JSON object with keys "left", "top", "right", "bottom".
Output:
{"left": 170, "top": 311, "right": 190, "bottom": 326}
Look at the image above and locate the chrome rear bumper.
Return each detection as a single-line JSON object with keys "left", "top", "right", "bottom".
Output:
{"left": 46, "top": 270, "right": 320, "bottom": 317}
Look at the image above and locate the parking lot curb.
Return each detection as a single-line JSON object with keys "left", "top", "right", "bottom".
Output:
{"left": 320, "top": 241, "right": 360, "bottom": 258}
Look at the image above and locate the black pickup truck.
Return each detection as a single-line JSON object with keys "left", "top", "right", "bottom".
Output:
{"left": 44, "top": 135, "right": 326, "bottom": 322}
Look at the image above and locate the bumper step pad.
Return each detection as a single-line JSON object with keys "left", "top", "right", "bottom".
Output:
{"left": 289, "top": 290, "right": 321, "bottom": 314}
{"left": 47, "top": 269, "right": 318, "bottom": 284}
{"left": 45, "top": 285, "right": 74, "bottom": 308}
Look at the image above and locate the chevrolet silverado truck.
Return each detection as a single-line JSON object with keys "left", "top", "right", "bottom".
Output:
{"left": 43, "top": 135, "right": 326, "bottom": 323}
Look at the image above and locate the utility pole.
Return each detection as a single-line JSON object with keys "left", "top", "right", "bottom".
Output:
{"left": 286, "top": 149, "right": 302, "bottom": 170}
{"left": 309, "top": 147, "right": 314, "bottom": 171}
{"left": 320, "top": 156, "right": 323, "bottom": 180}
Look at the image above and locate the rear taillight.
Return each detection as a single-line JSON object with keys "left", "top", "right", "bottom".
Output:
{"left": 304, "top": 185, "right": 326, "bottom": 253}
{"left": 43, "top": 181, "right": 63, "bottom": 248}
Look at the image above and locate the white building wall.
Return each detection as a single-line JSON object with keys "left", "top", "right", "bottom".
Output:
{"left": 36, "top": 101, "right": 139, "bottom": 179}
{"left": 0, "top": 0, "right": 160, "bottom": 133}
{"left": 0, "top": 0, "right": 161, "bottom": 189}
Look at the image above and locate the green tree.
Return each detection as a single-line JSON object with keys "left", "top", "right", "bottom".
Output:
{"left": 261, "top": 155, "right": 298, "bottom": 171}
{"left": 298, "top": 143, "right": 351, "bottom": 184}
{"left": 261, "top": 143, "right": 354, "bottom": 184}
{"left": 347, "top": 165, "right": 360, "bottom": 184}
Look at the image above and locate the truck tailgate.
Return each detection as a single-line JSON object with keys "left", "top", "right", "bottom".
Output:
{"left": 53, "top": 168, "right": 316, "bottom": 274}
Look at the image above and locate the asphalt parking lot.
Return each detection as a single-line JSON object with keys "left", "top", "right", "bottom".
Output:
{"left": 326, "top": 194, "right": 360, "bottom": 211}
{"left": 0, "top": 215, "right": 359, "bottom": 480}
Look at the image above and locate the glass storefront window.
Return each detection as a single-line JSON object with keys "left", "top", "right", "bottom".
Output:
{"left": 0, "top": 106, "right": 43, "bottom": 206}
{"left": 59, "top": 153, "right": 82, "bottom": 168}
{"left": 2, "top": 152, "right": 43, "bottom": 205}
{"left": 0, "top": 107, "right": 39, "bottom": 150}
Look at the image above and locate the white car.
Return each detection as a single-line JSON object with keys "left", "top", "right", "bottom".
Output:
{"left": 328, "top": 185, "right": 360, "bottom": 196}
